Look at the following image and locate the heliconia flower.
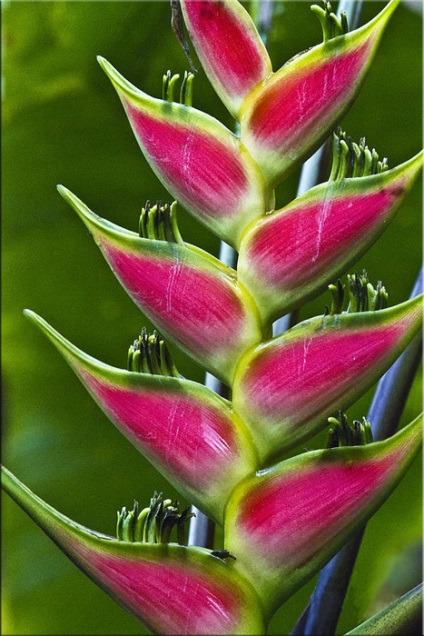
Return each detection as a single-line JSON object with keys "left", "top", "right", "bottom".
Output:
{"left": 179, "top": 0, "right": 272, "bottom": 119}
{"left": 224, "top": 413, "right": 422, "bottom": 616}
{"left": 238, "top": 151, "right": 423, "bottom": 323}
{"left": 240, "top": 0, "right": 400, "bottom": 187}
{"left": 24, "top": 310, "right": 259, "bottom": 524}
{"left": 58, "top": 186, "right": 263, "bottom": 385}
{"left": 97, "top": 57, "right": 270, "bottom": 249}
{"left": 232, "top": 296, "right": 423, "bottom": 463}
{"left": 1, "top": 467, "right": 265, "bottom": 635}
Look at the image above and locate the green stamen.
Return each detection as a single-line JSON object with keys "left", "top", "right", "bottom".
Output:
{"left": 139, "top": 201, "right": 183, "bottom": 244}
{"left": 327, "top": 271, "right": 388, "bottom": 315}
{"left": 116, "top": 491, "right": 194, "bottom": 545}
{"left": 311, "top": 1, "right": 349, "bottom": 43}
{"left": 127, "top": 328, "right": 180, "bottom": 377}
{"left": 326, "top": 411, "right": 374, "bottom": 448}
{"left": 330, "top": 128, "right": 389, "bottom": 181}
{"left": 180, "top": 71, "right": 195, "bottom": 107}
{"left": 162, "top": 69, "right": 195, "bottom": 105}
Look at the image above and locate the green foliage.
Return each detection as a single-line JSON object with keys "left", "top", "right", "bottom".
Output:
{"left": 2, "top": 2, "right": 422, "bottom": 634}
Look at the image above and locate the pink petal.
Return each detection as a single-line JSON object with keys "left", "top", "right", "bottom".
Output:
{"left": 58, "top": 186, "right": 263, "bottom": 385}
{"left": 180, "top": 0, "right": 272, "bottom": 117}
{"left": 233, "top": 296, "right": 422, "bottom": 462}
{"left": 238, "top": 153, "right": 423, "bottom": 322}
{"left": 224, "top": 414, "right": 422, "bottom": 613}
{"left": 98, "top": 58, "right": 268, "bottom": 248}
{"left": 240, "top": 1, "right": 399, "bottom": 186}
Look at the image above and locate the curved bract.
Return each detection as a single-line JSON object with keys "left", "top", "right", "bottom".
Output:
{"left": 224, "top": 414, "right": 423, "bottom": 615}
{"left": 240, "top": 0, "right": 400, "bottom": 187}
{"left": 238, "top": 152, "right": 423, "bottom": 323}
{"left": 233, "top": 296, "right": 423, "bottom": 463}
{"left": 24, "top": 310, "right": 259, "bottom": 524}
{"left": 1, "top": 467, "right": 265, "bottom": 636}
{"left": 58, "top": 186, "right": 263, "bottom": 385}
{"left": 180, "top": 0, "right": 272, "bottom": 119}
{"left": 98, "top": 57, "right": 269, "bottom": 248}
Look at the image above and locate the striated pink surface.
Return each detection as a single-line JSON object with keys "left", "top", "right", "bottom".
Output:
{"left": 237, "top": 454, "right": 397, "bottom": 565}
{"left": 81, "top": 372, "right": 238, "bottom": 487}
{"left": 241, "top": 323, "right": 402, "bottom": 423}
{"left": 102, "top": 244, "right": 246, "bottom": 360}
{"left": 126, "top": 102, "right": 248, "bottom": 218}
{"left": 184, "top": 1, "right": 268, "bottom": 99}
{"left": 247, "top": 186, "right": 402, "bottom": 288}
{"left": 248, "top": 44, "right": 369, "bottom": 149}
{"left": 78, "top": 548, "right": 242, "bottom": 635}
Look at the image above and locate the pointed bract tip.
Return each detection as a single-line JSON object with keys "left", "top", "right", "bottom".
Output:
{"left": 23, "top": 309, "right": 67, "bottom": 347}
{"left": 366, "top": 0, "right": 400, "bottom": 31}
{"left": 56, "top": 186, "right": 105, "bottom": 235}
{"left": 404, "top": 148, "right": 424, "bottom": 176}
{"left": 23, "top": 310, "right": 61, "bottom": 343}
{"left": 57, "top": 184, "right": 68, "bottom": 197}
{"left": 57, "top": 185, "right": 94, "bottom": 224}
{"left": 23, "top": 308, "right": 38, "bottom": 322}
{"left": 97, "top": 55, "right": 116, "bottom": 78}
{"left": 386, "top": 149, "right": 424, "bottom": 184}
{"left": 96, "top": 56, "right": 141, "bottom": 102}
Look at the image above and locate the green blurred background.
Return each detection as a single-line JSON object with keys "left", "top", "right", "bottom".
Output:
{"left": 2, "top": 1, "right": 422, "bottom": 634}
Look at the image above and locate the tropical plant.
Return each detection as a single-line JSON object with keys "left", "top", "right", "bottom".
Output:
{"left": 2, "top": 1, "right": 422, "bottom": 634}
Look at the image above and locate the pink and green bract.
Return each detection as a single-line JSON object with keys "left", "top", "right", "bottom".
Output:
{"left": 1, "top": 468, "right": 265, "bottom": 636}
{"left": 224, "top": 414, "right": 423, "bottom": 614}
{"left": 233, "top": 296, "right": 422, "bottom": 460}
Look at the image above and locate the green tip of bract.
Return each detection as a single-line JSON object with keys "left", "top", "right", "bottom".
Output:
{"left": 97, "top": 55, "right": 141, "bottom": 103}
